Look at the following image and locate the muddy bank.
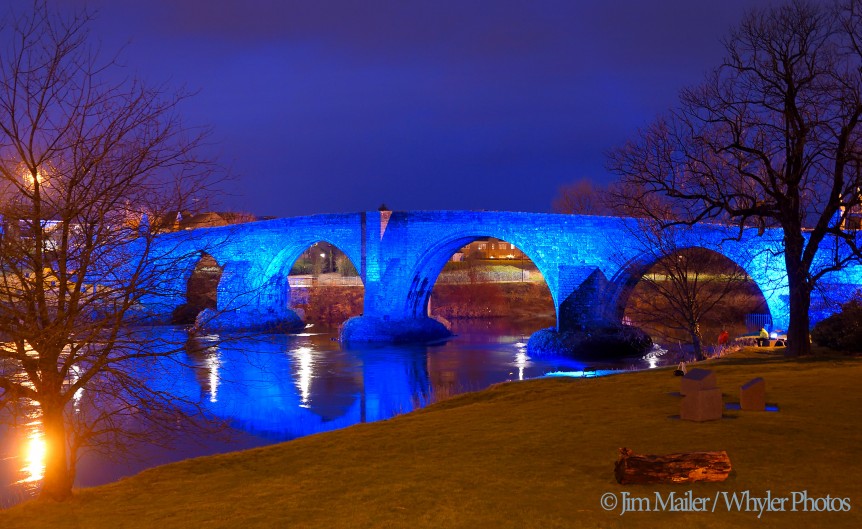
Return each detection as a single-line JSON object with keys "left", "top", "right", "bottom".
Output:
{"left": 292, "top": 283, "right": 555, "bottom": 328}
{"left": 430, "top": 282, "right": 555, "bottom": 321}
{"left": 291, "top": 286, "right": 364, "bottom": 327}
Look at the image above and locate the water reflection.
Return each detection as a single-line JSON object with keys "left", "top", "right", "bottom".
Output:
{"left": 184, "top": 334, "right": 221, "bottom": 403}
{"left": 1, "top": 321, "right": 672, "bottom": 505}
{"left": 293, "top": 347, "right": 312, "bottom": 407}
{"left": 515, "top": 351, "right": 528, "bottom": 381}
{"left": 18, "top": 421, "right": 45, "bottom": 485}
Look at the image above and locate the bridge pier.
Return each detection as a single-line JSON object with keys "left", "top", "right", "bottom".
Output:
{"left": 340, "top": 280, "right": 451, "bottom": 344}
{"left": 340, "top": 315, "right": 451, "bottom": 345}
{"left": 529, "top": 267, "right": 652, "bottom": 358}
{"left": 555, "top": 267, "right": 620, "bottom": 332}
{"left": 339, "top": 211, "right": 453, "bottom": 344}
{"left": 197, "top": 261, "right": 305, "bottom": 333}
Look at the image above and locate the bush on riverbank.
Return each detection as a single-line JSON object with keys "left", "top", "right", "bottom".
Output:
{"left": 811, "top": 296, "right": 862, "bottom": 352}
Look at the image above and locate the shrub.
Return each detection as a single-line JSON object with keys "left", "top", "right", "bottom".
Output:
{"left": 811, "top": 297, "right": 862, "bottom": 351}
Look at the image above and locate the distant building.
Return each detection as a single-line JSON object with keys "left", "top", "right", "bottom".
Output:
{"left": 149, "top": 210, "right": 259, "bottom": 233}
{"left": 180, "top": 212, "right": 227, "bottom": 230}
{"left": 455, "top": 237, "right": 526, "bottom": 260}
{"left": 838, "top": 188, "right": 862, "bottom": 230}
{"left": 841, "top": 204, "right": 862, "bottom": 230}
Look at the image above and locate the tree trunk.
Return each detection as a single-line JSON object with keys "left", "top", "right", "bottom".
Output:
{"left": 614, "top": 447, "right": 732, "bottom": 484}
{"left": 689, "top": 324, "right": 704, "bottom": 361}
{"left": 783, "top": 250, "right": 812, "bottom": 357}
{"left": 39, "top": 404, "right": 73, "bottom": 501}
{"left": 785, "top": 283, "right": 811, "bottom": 357}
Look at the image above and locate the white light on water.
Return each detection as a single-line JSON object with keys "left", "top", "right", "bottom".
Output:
{"left": 295, "top": 347, "right": 313, "bottom": 407}
{"left": 515, "top": 351, "right": 528, "bottom": 381}
{"left": 545, "top": 370, "right": 593, "bottom": 378}
{"left": 642, "top": 344, "right": 668, "bottom": 369}
{"left": 206, "top": 354, "right": 221, "bottom": 403}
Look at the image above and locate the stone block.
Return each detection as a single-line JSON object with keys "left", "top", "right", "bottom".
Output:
{"left": 740, "top": 377, "right": 766, "bottom": 411}
{"left": 680, "top": 368, "right": 716, "bottom": 396}
{"left": 681, "top": 387, "right": 724, "bottom": 422}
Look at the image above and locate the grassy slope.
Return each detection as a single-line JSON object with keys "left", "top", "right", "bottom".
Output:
{"left": 2, "top": 349, "right": 860, "bottom": 528}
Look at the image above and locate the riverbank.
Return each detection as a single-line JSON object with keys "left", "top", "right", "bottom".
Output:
{"left": 2, "top": 348, "right": 860, "bottom": 528}
{"left": 295, "top": 282, "right": 555, "bottom": 327}
{"left": 430, "top": 282, "right": 554, "bottom": 321}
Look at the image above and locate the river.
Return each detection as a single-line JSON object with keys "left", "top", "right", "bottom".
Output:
{"left": 0, "top": 320, "right": 668, "bottom": 506}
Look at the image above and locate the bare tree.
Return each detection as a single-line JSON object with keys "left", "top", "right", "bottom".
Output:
{"left": 0, "top": 2, "right": 218, "bottom": 500}
{"left": 619, "top": 221, "right": 754, "bottom": 361}
{"left": 552, "top": 178, "right": 612, "bottom": 215}
{"left": 609, "top": 0, "right": 862, "bottom": 356}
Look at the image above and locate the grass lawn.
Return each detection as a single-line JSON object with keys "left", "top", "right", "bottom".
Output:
{"left": 1, "top": 347, "right": 860, "bottom": 528}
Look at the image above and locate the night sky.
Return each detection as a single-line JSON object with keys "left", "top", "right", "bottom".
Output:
{"left": 56, "top": 0, "right": 767, "bottom": 218}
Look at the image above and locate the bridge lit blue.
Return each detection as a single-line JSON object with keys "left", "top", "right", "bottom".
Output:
{"left": 136, "top": 211, "right": 862, "bottom": 346}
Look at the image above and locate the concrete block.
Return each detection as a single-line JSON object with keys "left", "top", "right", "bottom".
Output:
{"left": 740, "top": 377, "right": 766, "bottom": 411}
{"left": 681, "top": 368, "right": 716, "bottom": 396}
{"left": 681, "top": 387, "right": 724, "bottom": 422}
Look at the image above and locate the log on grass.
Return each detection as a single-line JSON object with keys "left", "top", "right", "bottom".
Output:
{"left": 614, "top": 447, "right": 732, "bottom": 484}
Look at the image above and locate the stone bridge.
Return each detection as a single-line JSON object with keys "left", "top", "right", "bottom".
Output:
{"left": 142, "top": 210, "right": 862, "bottom": 344}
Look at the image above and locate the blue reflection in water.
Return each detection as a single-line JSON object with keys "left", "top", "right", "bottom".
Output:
{"left": 133, "top": 328, "right": 437, "bottom": 441}
{"left": 0, "top": 321, "right": 666, "bottom": 505}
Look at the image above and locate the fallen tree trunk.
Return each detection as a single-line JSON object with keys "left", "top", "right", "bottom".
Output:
{"left": 614, "top": 447, "right": 732, "bottom": 484}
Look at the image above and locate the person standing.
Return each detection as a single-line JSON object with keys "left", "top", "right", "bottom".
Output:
{"left": 716, "top": 329, "right": 730, "bottom": 355}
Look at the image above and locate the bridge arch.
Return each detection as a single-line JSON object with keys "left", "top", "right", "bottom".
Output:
{"left": 262, "top": 237, "right": 363, "bottom": 284}
{"left": 146, "top": 248, "right": 225, "bottom": 325}
{"left": 172, "top": 251, "right": 224, "bottom": 324}
{"left": 259, "top": 239, "right": 364, "bottom": 320}
{"left": 399, "top": 232, "right": 557, "bottom": 322}
{"left": 606, "top": 245, "right": 777, "bottom": 332}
